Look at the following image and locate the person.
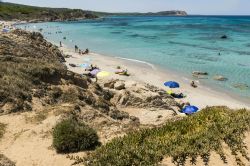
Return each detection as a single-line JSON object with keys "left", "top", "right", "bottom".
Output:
{"left": 79, "top": 49, "right": 82, "bottom": 55}
{"left": 75, "top": 45, "right": 78, "bottom": 52}
{"left": 115, "top": 68, "right": 129, "bottom": 76}
{"left": 171, "top": 93, "right": 185, "bottom": 99}
{"left": 190, "top": 81, "right": 197, "bottom": 88}
{"left": 59, "top": 41, "right": 62, "bottom": 47}
{"left": 82, "top": 48, "right": 89, "bottom": 55}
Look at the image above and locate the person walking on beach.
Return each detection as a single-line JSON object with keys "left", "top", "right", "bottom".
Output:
{"left": 75, "top": 45, "right": 78, "bottom": 52}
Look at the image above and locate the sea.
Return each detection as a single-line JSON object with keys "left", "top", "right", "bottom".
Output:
{"left": 17, "top": 16, "right": 250, "bottom": 99}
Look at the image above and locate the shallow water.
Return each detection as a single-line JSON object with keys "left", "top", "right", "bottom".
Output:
{"left": 17, "top": 16, "right": 250, "bottom": 98}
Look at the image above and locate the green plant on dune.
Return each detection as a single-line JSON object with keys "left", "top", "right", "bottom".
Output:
{"left": 52, "top": 118, "right": 100, "bottom": 153}
{"left": 82, "top": 107, "right": 250, "bottom": 166}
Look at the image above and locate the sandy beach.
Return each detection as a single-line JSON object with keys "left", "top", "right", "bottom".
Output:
{"left": 61, "top": 46, "right": 250, "bottom": 110}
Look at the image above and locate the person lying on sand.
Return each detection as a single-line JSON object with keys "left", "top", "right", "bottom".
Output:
{"left": 115, "top": 69, "right": 130, "bottom": 76}
{"left": 170, "top": 93, "right": 186, "bottom": 99}
{"left": 167, "top": 90, "right": 186, "bottom": 99}
{"left": 190, "top": 81, "right": 198, "bottom": 88}
{"left": 115, "top": 67, "right": 130, "bottom": 76}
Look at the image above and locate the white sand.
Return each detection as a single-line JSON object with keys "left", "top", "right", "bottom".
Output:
{"left": 61, "top": 46, "right": 250, "bottom": 110}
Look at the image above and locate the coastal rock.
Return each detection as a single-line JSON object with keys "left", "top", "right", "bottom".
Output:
{"left": 114, "top": 81, "right": 125, "bottom": 90}
{"left": 213, "top": 75, "right": 228, "bottom": 81}
{"left": 192, "top": 71, "right": 208, "bottom": 76}
{"left": 103, "top": 79, "right": 118, "bottom": 89}
{"left": 233, "top": 83, "right": 249, "bottom": 90}
{"left": 0, "top": 154, "right": 15, "bottom": 166}
{"left": 0, "top": 2, "right": 98, "bottom": 21}
{"left": 221, "top": 35, "right": 228, "bottom": 39}
{"left": 110, "top": 80, "right": 181, "bottom": 111}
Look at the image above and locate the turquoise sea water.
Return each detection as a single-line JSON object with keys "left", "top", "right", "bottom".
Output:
{"left": 18, "top": 16, "right": 250, "bottom": 98}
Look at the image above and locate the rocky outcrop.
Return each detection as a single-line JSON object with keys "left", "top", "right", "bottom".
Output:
{"left": 0, "top": 2, "right": 98, "bottom": 22}
{"left": 221, "top": 35, "right": 228, "bottom": 39}
{"left": 0, "top": 154, "right": 15, "bottom": 166}
{"left": 213, "top": 75, "right": 228, "bottom": 81}
{"left": 192, "top": 71, "right": 208, "bottom": 76}
{"left": 101, "top": 80, "right": 182, "bottom": 112}
{"left": 155, "top": 10, "right": 187, "bottom": 16}
{"left": 0, "top": 30, "right": 130, "bottom": 122}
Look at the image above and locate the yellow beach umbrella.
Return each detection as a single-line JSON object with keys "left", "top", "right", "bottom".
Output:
{"left": 167, "top": 90, "right": 173, "bottom": 95}
{"left": 96, "top": 71, "right": 111, "bottom": 78}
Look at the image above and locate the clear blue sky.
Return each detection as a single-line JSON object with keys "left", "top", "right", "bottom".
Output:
{"left": 3, "top": 0, "right": 250, "bottom": 15}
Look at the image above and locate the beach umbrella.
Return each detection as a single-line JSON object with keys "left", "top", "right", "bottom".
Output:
{"left": 90, "top": 69, "right": 100, "bottom": 76}
{"left": 164, "top": 81, "right": 180, "bottom": 88}
{"left": 166, "top": 90, "right": 173, "bottom": 95}
{"left": 2, "top": 28, "right": 9, "bottom": 33}
{"left": 97, "top": 71, "right": 111, "bottom": 78}
{"left": 182, "top": 106, "right": 199, "bottom": 115}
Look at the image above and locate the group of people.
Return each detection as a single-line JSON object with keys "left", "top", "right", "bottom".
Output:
{"left": 75, "top": 45, "right": 89, "bottom": 55}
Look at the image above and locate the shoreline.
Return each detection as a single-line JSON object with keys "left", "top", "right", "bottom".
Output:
{"left": 5, "top": 20, "right": 250, "bottom": 109}
{"left": 60, "top": 45, "right": 250, "bottom": 109}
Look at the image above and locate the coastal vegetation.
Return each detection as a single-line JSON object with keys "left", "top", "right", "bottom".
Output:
{"left": 0, "top": 2, "right": 187, "bottom": 22}
{"left": 0, "top": 2, "right": 98, "bottom": 21}
{"left": 83, "top": 107, "right": 250, "bottom": 165}
{"left": 53, "top": 118, "right": 99, "bottom": 153}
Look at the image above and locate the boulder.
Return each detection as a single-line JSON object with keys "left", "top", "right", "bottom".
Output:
{"left": 213, "top": 75, "right": 228, "bottom": 81}
{"left": 114, "top": 81, "right": 125, "bottom": 90}
{"left": 233, "top": 83, "right": 249, "bottom": 90}
{"left": 103, "top": 79, "right": 118, "bottom": 89}
{"left": 192, "top": 71, "right": 208, "bottom": 76}
{"left": 221, "top": 35, "right": 228, "bottom": 39}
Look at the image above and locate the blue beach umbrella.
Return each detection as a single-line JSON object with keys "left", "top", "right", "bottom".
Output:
{"left": 182, "top": 106, "right": 199, "bottom": 115}
{"left": 164, "top": 81, "right": 180, "bottom": 88}
{"left": 2, "top": 28, "right": 9, "bottom": 33}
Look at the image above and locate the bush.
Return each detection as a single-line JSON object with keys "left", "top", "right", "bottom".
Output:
{"left": 84, "top": 107, "right": 250, "bottom": 166}
{"left": 52, "top": 119, "right": 99, "bottom": 153}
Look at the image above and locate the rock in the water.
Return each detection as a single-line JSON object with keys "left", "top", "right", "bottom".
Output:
{"left": 192, "top": 71, "right": 208, "bottom": 76}
{"left": 233, "top": 83, "right": 249, "bottom": 90}
{"left": 114, "top": 81, "right": 125, "bottom": 90}
{"left": 221, "top": 35, "right": 228, "bottom": 39}
{"left": 213, "top": 75, "right": 228, "bottom": 81}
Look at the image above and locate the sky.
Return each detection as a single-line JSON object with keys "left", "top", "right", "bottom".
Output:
{"left": 3, "top": 0, "right": 250, "bottom": 15}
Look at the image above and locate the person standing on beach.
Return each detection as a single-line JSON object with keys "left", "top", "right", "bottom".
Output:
{"left": 60, "top": 41, "right": 62, "bottom": 47}
{"left": 75, "top": 45, "right": 78, "bottom": 52}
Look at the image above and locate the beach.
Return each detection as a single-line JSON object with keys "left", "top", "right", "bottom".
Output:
{"left": 61, "top": 46, "right": 250, "bottom": 110}
{"left": 1, "top": 8, "right": 250, "bottom": 165}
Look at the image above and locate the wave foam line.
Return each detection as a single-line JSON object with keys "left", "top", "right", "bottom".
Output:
{"left": 115, "top": 57, "right": 156, "bottom": 69}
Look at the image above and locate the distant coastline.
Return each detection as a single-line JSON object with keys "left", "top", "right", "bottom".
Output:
{"left": 0, "top": 2, "right": 187, "bottom": 23}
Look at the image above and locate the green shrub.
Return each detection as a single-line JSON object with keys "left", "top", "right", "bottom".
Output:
{"left": 84, "top": 107, "right": 250, "bottom": 166}
{"left": 53, "top": 119, "right": 99, "bottom": 153}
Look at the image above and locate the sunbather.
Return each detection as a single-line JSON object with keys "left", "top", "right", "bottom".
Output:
{"left": 190, "top": 81, "right": 198, "bottom": 88}
{"left": 170, "top": 93, "right": 186, "bottom": 99}
{"left": 115, "top": 69, "right": 130, "bottom": 76}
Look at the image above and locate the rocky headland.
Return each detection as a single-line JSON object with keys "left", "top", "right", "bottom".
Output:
{"left": 0, "top": 2, "right": 98, "bottom": 22}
